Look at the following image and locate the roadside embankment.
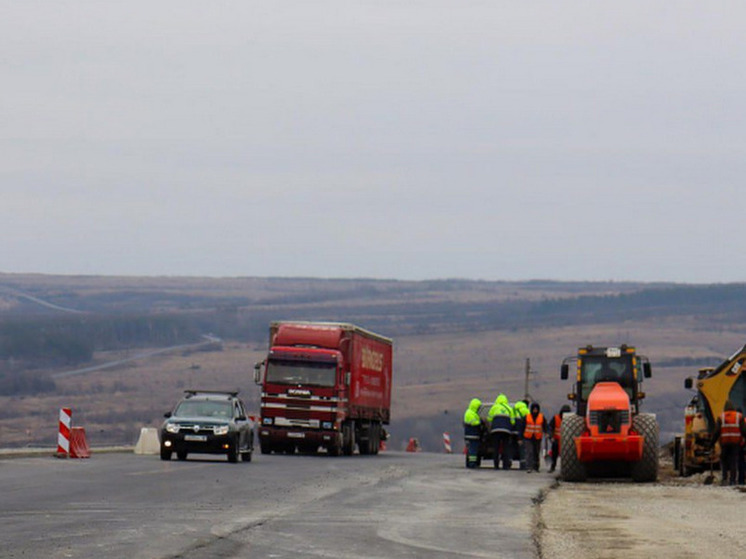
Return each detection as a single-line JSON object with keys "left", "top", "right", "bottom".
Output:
{"left": 0, "top": 446, "right": 133, "bottom": 459}
{"left": 537, "top": 466, "right": 746, "bottom": 558}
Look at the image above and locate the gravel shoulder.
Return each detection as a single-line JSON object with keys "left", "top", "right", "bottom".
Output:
{"left": 537, "top": 462, "right": 746, "bottom": 559}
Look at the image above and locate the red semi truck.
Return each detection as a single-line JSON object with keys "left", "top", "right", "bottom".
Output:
{"left": 254, "top": 321, "right": 393, "bottom": 456}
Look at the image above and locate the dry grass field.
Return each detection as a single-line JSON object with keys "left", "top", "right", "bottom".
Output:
{"left": 1, "top": 273, "right": 745, "bottom": 452}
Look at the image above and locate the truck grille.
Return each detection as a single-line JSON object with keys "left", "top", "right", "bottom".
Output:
{"left": 588, "top": 410, "right": 629, "bottom": 433}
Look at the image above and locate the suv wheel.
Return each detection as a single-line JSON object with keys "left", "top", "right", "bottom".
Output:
{"left": 227, "top": 442, "right": 239, "bottom": 463}
{"left": 160, "top": 447, "right": 172, "bottom": 461}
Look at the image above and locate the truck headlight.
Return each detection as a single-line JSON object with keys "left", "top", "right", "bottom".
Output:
{"left": 213, "top": 425, "right": 230, "bottom": 436}
{"left": 262, "top": 417, "right": 273, "bottom": 425}
{"left": 322, "top": 421, "right": 333, "bottom": 430}
{"left": 165, "top": 423, "right": 180, "bottom": 434}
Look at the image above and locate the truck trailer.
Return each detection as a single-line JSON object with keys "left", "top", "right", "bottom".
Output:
{"left": 254, "top": 321, "right": 393, "bottom": 456}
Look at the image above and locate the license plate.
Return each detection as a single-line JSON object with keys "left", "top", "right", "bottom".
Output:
{"left": 287, "top": 432, "right": 305, "bottom": 439}
{"left": 184, "top": 434, "right": 207, "bottom": 442}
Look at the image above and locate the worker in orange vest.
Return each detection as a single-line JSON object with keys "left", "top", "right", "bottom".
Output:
{"left": 523, "top": 402, "right": 547, "bottom": 473}
{"left": 712, "top": 400, "right": 746, "bottom": 486}
{"left": 547, "top": 405, "right": 571, "bottom": 473}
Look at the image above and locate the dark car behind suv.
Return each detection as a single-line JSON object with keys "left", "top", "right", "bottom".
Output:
{"left": 160, "top": 390, "right": 254, "bottom": 463}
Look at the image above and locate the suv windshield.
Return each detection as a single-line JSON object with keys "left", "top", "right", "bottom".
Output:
{"left": 173, "top": 400, "right": 232, "bottom": 419}
{"left": 266, "top": 359, "right": 336, "bottom": 387}
{"left": 580, "top": 355, "right": 634, "bottom": 400}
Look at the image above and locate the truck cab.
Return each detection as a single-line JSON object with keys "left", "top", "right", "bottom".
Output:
{"left": 255, "top": 346, "right": 347, "bottom": 455}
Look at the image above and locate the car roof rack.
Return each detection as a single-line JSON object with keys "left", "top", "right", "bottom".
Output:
{"left": 184, "top": 389, "right": 239, "bottom": 398}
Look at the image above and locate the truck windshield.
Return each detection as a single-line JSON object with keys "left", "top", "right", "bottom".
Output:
{"left": 266, "top": 359, "right": 336, "bottom": 387}
{"left": 580, "top": 356, "right": 634, "bottom": 401}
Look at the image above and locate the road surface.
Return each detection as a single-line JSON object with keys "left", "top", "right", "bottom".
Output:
{"left": 0, "top": 451, "right": 552, "bottom": 558}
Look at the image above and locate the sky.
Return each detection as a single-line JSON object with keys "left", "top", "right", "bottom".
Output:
{"left": 2, "top": 2, "right": 745, "bottom": 283}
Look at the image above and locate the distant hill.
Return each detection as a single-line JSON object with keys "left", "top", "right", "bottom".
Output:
{"left": 1, "top": 273, "right": 744, "bottom": 450}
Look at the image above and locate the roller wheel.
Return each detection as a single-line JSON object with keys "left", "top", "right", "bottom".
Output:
{"left": 560, "top": 414, "right": 587, "bottom": 482}
{"left": 631, "top": 413, "right": 659, "bottom": 482}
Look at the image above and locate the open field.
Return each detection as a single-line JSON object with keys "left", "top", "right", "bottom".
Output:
{"left": 1, "top": 273, "right": 746, "bottom": 451}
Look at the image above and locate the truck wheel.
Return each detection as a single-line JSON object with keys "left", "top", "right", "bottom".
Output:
{"left": 160, "top": 447, "right": 172, "bottom": 461}
{"left": 260, "top": 443, "right": 272, "bottom": 455}
{"left": 342, "top": 422, "right": 355, "bottom": 456}
{"left": 560, "top": 414, "right": 587, "bottom": 482}
{"left": 328, "top": 444, "right": 342, "bottom": 456}
{"left": 631, "top": 413, "right": 659, "bottom": 482}
{"left": 371, "top": 423, "right": 380, "bottom": 455}
{"left": 358, "top": 423, "right": 372, "bottom": 455}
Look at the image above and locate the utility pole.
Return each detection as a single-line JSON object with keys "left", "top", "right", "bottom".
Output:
{"left": 523, "top": 358, "right": 536, "bottom": 401}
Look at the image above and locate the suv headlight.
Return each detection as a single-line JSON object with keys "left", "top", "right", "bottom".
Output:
{"left": 213, "top": 425, "right": 230, "bottom": 436}
{"left": 165, "top": 423, "right": 180, "bottom": 434}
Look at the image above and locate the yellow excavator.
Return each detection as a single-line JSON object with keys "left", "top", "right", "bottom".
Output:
{"left": 674, "top": 344, "right": 746, "bottom": 476}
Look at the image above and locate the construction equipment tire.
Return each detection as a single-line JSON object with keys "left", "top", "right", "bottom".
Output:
{"left": 560, "top": 414, "right": 587, "bottom": 482}
{"left": 631, "top": 413, "right": 659, "bottom": 482}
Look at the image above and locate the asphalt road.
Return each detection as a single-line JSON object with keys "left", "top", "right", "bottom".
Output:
{"left": 0, "top": 451, "right": 553, "bottom": 559}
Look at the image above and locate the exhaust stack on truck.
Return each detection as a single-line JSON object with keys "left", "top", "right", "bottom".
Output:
{"left": 254, "top": 321, "right": 393, "bottom": 456}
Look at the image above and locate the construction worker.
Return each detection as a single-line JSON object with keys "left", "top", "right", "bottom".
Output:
{"left": 513, "top": 400, "right": 529, "bottom": 470}
{"left": 463, "top": 398, "right": 483, "bottom": 468}
{"left": 488, "top": 394, "right": 514, "bottom": 470}
{"left": 548, "top": 405, "right": 571, "bottom": 473}
{"left": 524, "top": 401, "right": 547, "bottom": 473}
{"left": 711, "top": 400, "right": 746, "bottom": 486}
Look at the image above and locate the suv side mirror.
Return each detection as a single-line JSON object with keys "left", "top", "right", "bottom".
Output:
{"left": 684, "top": 377, "right": 693, "bottom": 389}
{"left": 560, "top": 364, "right": 569, "bottom": 380}
{"left": 254, "top": 361, "right": 265, "bottom": 385}
{"left": 164, "top": 412, "right": 172, "bottom": 418}
{"left": 643, "top": 362, "right": 652, "bottom": 379}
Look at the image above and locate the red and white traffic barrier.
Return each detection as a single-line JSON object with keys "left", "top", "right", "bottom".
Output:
{"left": 69, "top": 427, "right": 91, "bottom": 459}
{"left": 57, "top": 408, "right": 71, "bottom": 458}
{"left": 443, "top": 432, "right": 452, "bottom": 454}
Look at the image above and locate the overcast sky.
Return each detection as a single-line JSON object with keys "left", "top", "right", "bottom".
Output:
{"left": 2, "top": 2, "right": 745, "bottom": 283}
